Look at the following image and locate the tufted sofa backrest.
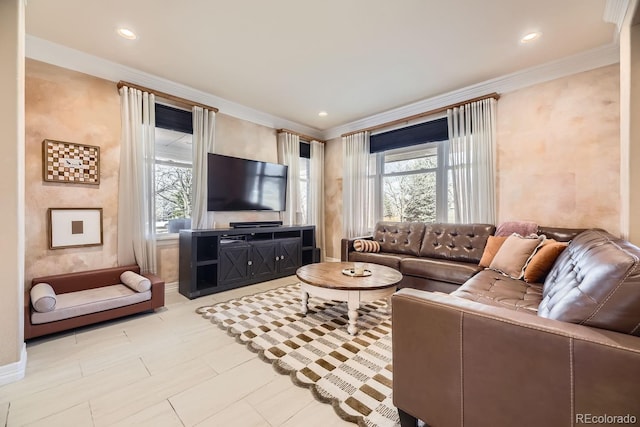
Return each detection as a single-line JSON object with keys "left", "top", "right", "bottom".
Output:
{"left": 419, "top": 223, "right": 496, "bottom": 263}
{"left": 538, "top": 229, "right": 640, "bottom": 336}
{"left": 373, "top": 222, "right": 426, "bottom": 256}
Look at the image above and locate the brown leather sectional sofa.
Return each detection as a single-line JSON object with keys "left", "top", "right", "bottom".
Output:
{"left": 341, "top": 221, "right": 583, "bottom": 293}
{"left": 366, "top": 224, "right": 640, "bottom": 427}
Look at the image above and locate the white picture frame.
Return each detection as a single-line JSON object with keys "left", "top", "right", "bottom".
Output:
{"left": 48, "top": 208, "right": 103, "bottom": 249}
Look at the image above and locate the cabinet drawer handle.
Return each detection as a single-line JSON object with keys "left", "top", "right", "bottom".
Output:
{"left": 281, "top": 256, "right": 285, "bottom": 260}
{"left": 248, "top": 260, "right": 253, "bottom": 265}
{"left": 275, "top": 256, "right": 280, "bottom": 261}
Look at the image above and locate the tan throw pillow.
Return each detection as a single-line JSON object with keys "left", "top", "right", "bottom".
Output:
{"left": 353, "top": 239, "right": 381, "bottom": 253}
{"left": 479, "top": 236, "right": 509, "bottom": 267}
{"left": 523, "top": 240, "right": 568, "bottom": 283}
{"left": 120, "top": 271, "right": 152, "bottom": 293}
{"left": 30, "top": 283, "right": 57, "bottom": 313}
{"left": 489, "top": 234, "right": 545, "bottom": 279}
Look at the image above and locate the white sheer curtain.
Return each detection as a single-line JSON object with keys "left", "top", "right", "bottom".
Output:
{"left": 448, "top": 98, "right": 497, "bottom": 224}
{"left": 117, "top": 86, "right": 157, "bottom": 273}
{"left": 342, "top": 131, "right": 372, "bottom": 237}
{"left": 191, "top": 106, "right": 216, "bottom": 229}
{"left": 309, "top": 140, "right": 325, "bottom": 260}
{"left": 277, "top": 131, "right": 301, "bottom": 225}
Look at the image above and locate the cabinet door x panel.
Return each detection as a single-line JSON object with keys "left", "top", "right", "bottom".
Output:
{"left": 279, "top": 239, "right": 302, "bottom": 275}
{"left": 251, "top": 241, "right": 278, "bottom": 280}
{"left": 219, "top": 245, "right": 250, "bottom": 285}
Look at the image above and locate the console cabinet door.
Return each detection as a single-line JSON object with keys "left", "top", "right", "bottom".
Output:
{"left": 218, "top": 244, "right": 250, "bottom": 286}
{"left": 251, "top": 241, "right": 278, "bottom": 281}
{"left": 278, "top": 238, "right": 302, "bottom": 275}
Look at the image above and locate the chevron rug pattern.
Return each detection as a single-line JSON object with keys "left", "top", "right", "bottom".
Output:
{"left": 196, "top": 283, "right": 399, "bottom": 427}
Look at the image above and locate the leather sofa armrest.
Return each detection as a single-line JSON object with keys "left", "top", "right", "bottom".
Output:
{"left": 143, "top": 272, "right": 165, "bottom": 309}
{"left": 24, "top": 290, "right": 33, "bottom": 339}
{"left": 392, "top": 288, "right": 640, "bottom": 427}
{"left": 340, "top": 235, "right": 373, "bottom": 261}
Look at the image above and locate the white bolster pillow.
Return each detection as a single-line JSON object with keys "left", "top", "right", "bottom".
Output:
{"left": 120, "top": 271, "right": 152, "bottom": 293}
{"left": 31, "top": 283, "right": 57, "bottom": 312}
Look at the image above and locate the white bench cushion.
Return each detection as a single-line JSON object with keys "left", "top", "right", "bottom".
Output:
{"left": 31, "top": 284, "right": 151, "bottom": 325}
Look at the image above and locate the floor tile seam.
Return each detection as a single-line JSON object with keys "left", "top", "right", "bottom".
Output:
{"left": 89, "top": 363, "right": 220, "bottom": 418}
{"left": 9, "top": 401, "right": 88, "bottom": 427}
{"left": 167, "top": 398, "right": 187, "bottom": 427}
{"left": 242, "top": 398, "right": 278, "bottom": 427}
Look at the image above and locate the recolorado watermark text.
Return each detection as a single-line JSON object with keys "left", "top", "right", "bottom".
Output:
{"left": 576, "top": 414, "right": 637, "bottom": 424}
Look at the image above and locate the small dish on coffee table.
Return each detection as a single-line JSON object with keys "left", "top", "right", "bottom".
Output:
{"left": 341, "top": 268, "right": 372, "bottom": 277}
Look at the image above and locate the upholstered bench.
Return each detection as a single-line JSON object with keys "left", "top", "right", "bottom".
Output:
{"left": 25, "top": 265, "right": 165, "bottom": 339}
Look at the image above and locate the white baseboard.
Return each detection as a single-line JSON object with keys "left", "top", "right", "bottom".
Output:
{"left": 164, "top": 281, "right": 178, "bottom": 293}
{"left": 0, "top": 343, "right": 27, "bottom": 386}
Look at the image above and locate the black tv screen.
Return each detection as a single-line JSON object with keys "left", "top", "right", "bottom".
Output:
{"left": 207, "top": 153, "right": 288, "bottom": 211}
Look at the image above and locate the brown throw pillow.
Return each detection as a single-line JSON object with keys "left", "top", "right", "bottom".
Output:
{"left": 489, "top": 234, "right": 545, "bottom": 279}
{"left": 353, "top": 239, "right": 381, "bottom": 253}
{"left": 479, "top": 236, "right": 509, "bottom": 267}
{"left": 523, "top": 240, "right": 568, "bottom": 283}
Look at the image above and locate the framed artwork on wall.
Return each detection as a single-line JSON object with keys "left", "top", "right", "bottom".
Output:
{"left": 42, "top": 139, "right": 100, "bottom": 185}
{"left": 48, "top": 208, "right": 103, "bottom": 249}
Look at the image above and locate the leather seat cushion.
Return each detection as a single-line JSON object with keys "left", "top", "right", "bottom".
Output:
{"left": 349, "top": 251, "right": 414, "bottom": 270}
{"left": 452, "top": 269, "right": 543, "bottom": 313}
{"left": 401, "top": 257, "right": 483, "bottom": 285}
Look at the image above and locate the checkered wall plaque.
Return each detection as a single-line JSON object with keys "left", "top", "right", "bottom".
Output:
{"left": 42, "top": 140, "right": 100, "bottom": 185}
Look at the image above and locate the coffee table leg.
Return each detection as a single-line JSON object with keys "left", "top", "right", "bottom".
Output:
{"left": 386, "top": 295, "right": 393, "bottom": 314}
{"left": 347, "top": 292, "right": 359, "bottom": 335}
{"left": 301, "top": 289, "right": 309, "bottom": 314}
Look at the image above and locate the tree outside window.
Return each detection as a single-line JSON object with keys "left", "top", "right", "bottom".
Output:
{"left": 155, "top": 127, "right": 192, "bottom": 234}
{"left": 374, "top": 141, "right": 452, "bottom": 224}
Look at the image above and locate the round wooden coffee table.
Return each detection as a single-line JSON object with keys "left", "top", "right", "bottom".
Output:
{"left": 296, "top": 262, "right": 403, "bottom": 335}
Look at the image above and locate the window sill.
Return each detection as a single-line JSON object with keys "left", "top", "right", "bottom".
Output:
{"left": 156, "top": 233, "right": 179, "bottom": 246}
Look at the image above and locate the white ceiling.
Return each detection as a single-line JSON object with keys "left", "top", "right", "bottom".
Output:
{"left": 25, "top": 0, "right": 617, "bottom": 133}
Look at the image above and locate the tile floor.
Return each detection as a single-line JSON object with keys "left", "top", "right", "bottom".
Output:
{"left": 0, "top": 277, "right": 353, "bottom": 427}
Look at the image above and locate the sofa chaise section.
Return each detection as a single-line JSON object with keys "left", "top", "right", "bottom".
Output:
{"left": 392, "top": 229, "right": 640, "bottom": 426}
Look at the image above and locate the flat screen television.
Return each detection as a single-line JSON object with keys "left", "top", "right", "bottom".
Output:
{"left": 207, "top": 153, "right": 288, "bottom": 211}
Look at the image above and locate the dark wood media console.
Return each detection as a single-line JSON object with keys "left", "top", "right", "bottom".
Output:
{"left": 179, "top": 225, "right": 320, "bottom": 299}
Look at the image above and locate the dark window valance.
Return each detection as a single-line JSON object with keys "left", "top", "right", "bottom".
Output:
{"left": 370, "top": 117, "right": 448, "bottom": 153}
{"left": 155, "top": 104, "right": 193, "bottom": 134}
{"left": 299, "top": 141, "right": 310, "bottom": 159}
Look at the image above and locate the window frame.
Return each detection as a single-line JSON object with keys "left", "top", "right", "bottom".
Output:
{"left": 372, "top": 139, "right": 451, "bottom": 223}
{"left": 153, "top": 103, "right": 194, "bottom": 237}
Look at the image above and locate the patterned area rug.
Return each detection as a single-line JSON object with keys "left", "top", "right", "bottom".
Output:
{"left": 196, "top": 283, "right": 399, "bottom": 427}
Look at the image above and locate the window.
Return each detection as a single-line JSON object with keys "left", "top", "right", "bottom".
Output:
{"left": 372, "top": 142, "right": 453, "bottom": 223}
{"left": 154, "top": 104, "right": 193, "bottom": 234}
{"left": 299, "top": 156, "right": 310, "bottom": 224}
{"left": 369, "top": 117, "right": 453, "bottom": 224}
{"left": 299, "top": 141, "right": 311, "bottom": 224}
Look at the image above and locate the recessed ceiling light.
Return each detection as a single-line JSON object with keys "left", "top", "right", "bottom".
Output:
{"left": 318, "top": 111, "right": 328, "bottom": 117}
{"left": 117, "top": 28, "right": 137, "bottom": 40}
{"left": 520, "top": 32, "right": 541, "bottom": 43}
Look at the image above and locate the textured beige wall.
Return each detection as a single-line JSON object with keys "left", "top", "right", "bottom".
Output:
{"left": 24, "top": 62, "right": 284, "bottom": 286}
{"left": 25, "top": 60, "right": 121, "bottom": 283}
{"left": 496, "top": 65, "right": 620, "bottom": 234}
{"left": 0, "top": 0, "right": 25, "bottom": 368}
{"left": 156, "top": 242, "right": 179, "bottom": 284}
{"left": 324, "top": 65, "right": 622, "bottom": 258}
{"left": 324, "top": 137, "right": 343, "bottom": 259}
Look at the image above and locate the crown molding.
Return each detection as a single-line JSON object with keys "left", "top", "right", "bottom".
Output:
{"left": 25, "top": 35, "right": 324, "bottom": 140}
{"left": 322, "top": 43, "right": 620, "bottom": 140}
{"left": 604, "top": 0, "right": 630, "bottom": 34}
